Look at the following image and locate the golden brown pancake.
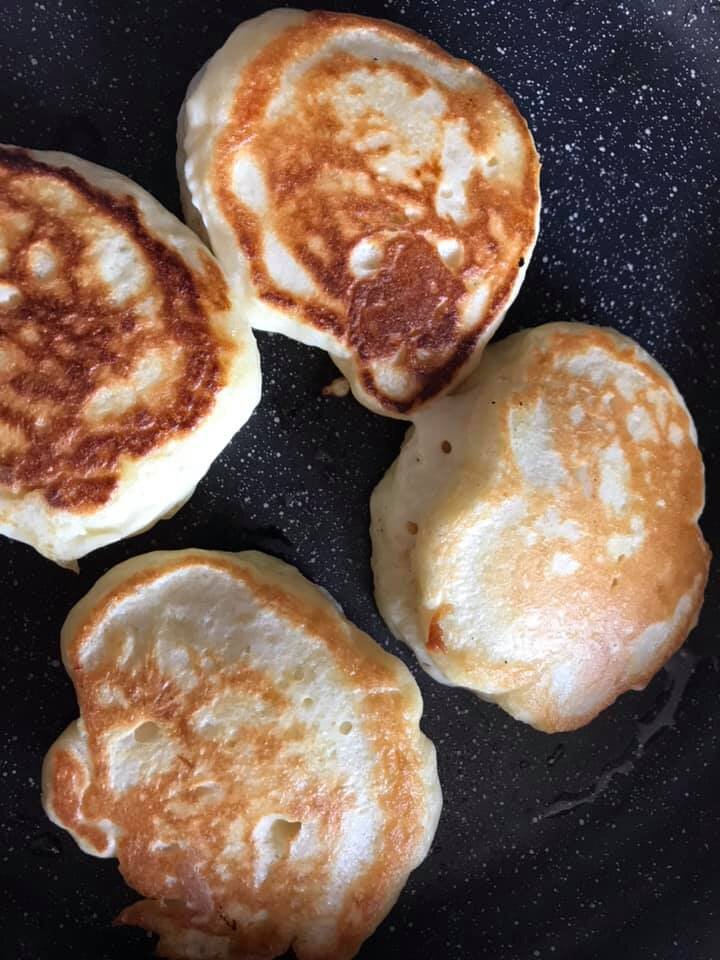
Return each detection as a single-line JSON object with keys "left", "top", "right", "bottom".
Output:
{"left": 0, "top": 146, "right": 260, "bottom": 565}
{"left": 43, "top": 549, "right": 441, "bottom": 959}
{"left": 178, "top": 9, "right": 540, "bottom": 417}
{"left": 371, "top": 323, "right": 710, "bottom": 731}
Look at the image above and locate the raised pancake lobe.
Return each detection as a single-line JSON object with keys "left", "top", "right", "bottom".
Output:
{"left": 43, "top": 550, "right": 441, "bottom": 960}
{"left": 0, "top": 147, "right": 260, "bottom": 565}
{"left": 179, "top": 9, "right": 540, "bottom": 417}
{"left": 371, "top": 323, "right": 710, "bottom": 732}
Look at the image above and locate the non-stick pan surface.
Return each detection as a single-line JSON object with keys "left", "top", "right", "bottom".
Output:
{"left": 0, "top": 2, "right": 718, "bottom": 958}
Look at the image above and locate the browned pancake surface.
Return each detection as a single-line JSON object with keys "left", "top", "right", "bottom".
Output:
{"left": 209, "top": 12, "right": 539, "bottom": 413}
{"left": 0, "top": 147, "right": 231, "bottom": 511}
{"left": 44, "top": 551, "right": 439, "bottom": 959}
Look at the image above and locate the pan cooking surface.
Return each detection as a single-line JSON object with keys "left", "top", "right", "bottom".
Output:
{"left": 0, "top": 1, "right": 718, "bottom": 957}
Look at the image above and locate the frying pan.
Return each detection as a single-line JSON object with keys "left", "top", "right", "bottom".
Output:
{"left": 1, "top": 1, "right": 718, "bottom": 957}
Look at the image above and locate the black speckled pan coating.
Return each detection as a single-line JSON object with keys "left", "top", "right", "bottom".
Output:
{"left": 0, "top": 2, "right": 718, "bottom": 958}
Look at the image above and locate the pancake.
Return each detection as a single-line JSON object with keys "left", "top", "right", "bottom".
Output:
{"left": 42, "top": 549, "right": 441, "bottom": 959}
{"left": 371, "top": 323, "right": 710, "bottom": 732}
{"left": 178, "top": 9, "right": 540, "bottom": 418}
{"left": 0, "top": 146, "right": 261, "bottom": 567}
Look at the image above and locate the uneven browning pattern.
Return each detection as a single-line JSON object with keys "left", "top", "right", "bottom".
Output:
{"left": 372, "top": 324, "right": 710, "bottom": 731}
{"left": 44, "top": 552, "right": 438, "bottom": 959}
{"left": 0, "top": 148, "right": 227, "bottom": 511}
{"left": 209, "top": 11, "right": 539, "bottom": 413}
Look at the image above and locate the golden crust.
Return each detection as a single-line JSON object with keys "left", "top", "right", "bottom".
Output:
{"left": 372, "top": 323, "right": 711, "bottom": 732}
{"left": 184, "top": 10, "right": 540, "bottom": 416}
{"left": 43, "top": 550, "right": 440, "bottom": 959}
{"left": 0, "top": 146, "right": 236, "bottom": 512}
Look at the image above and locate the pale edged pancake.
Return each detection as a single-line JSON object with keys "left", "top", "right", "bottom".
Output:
{"left": 0, "top": 146, "right": 261, "bottom": 566}
{"left": 371, "top": 323, "right": 710, "bottom": 732}
{"left": 42, "top": 549, "right": 441, "bottom": 960}
{"left": 178, "top": 8, "right": 540, "bottom": 418}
